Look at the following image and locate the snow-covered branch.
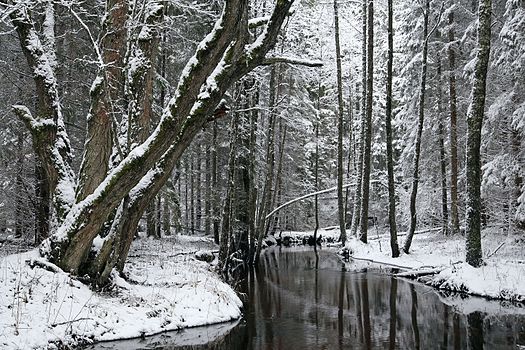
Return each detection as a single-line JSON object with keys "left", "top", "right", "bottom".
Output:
{"left": 263, "top": 56, "right": 323, "bottom": 67}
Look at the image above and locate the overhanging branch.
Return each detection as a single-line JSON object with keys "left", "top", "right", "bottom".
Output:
{"left": 263, "top": 56, "right": 323, "bottom": 67}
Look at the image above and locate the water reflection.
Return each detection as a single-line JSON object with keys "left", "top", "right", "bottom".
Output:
{"left": 90, "top": 247, "right": 525, "bottom": 349}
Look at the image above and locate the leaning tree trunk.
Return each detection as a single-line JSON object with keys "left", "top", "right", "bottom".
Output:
{"left": 403, "top": 0, "right": 430, "bottom": 254}
{"left": 385, "top": 0, "right": 400, "bottom": 257}
{"left": 359, "top": 0, "right": 374, "bottom": 244}
{"left": 11, "top": 0, "right": 294, "bottom": 282}
{"left": 465, "top": 0, "right": 492, "bottom": 268}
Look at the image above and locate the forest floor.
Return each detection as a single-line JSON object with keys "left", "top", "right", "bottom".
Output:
{"left": 0, "top": 235, "right": 242, "bottom": 349}
{"left": 278, "top": 226, "right": 525, "bottom": 304}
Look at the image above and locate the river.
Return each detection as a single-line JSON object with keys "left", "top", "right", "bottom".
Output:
{"left": 89, "top": 247, "right": 525, "bottom": 349}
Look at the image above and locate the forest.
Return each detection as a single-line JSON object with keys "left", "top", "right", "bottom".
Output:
{"left": 0, "top": 0, "right": 524, "bottom": 348}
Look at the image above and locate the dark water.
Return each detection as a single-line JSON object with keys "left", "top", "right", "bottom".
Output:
{"left": 92, "top": 247, "right": 525, "bottom": 349}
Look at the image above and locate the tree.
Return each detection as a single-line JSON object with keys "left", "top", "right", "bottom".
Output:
{"left": 403, "top": 0, "right": 431, "bottom": 254}
{"left": 447, "top": 10, "right": 461, "bottom": 235}
{"left": 8, "top": 0, "right": 295, "bottom": 285}
{"left": 465, "top": 0, "right": 492, "bottom": 267}
{"left": 436, "top": 30, "right": 449, "bottom": 236}
{"left": 358, "top": 0, "right": 373, "bottom": 243}
{"left": 334, "top": 0, "right": 346, "bottom": 245}
{"left": 350, "top": 0, "right": 367, "bottom": 239}
{"left": 385, "top": 0, "right": 400, "bottom": 257}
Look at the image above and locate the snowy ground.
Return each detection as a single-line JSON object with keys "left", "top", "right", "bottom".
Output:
{"left": 0, "top": 235, "right": 242, "bottom": 349}
{"left": 282, "top": 226, "right": 525, "bottom": 304}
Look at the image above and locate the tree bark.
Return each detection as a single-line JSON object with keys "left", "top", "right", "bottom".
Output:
{"left": 447, "top": 11, "right": 461, "bottom": 235}
{"left": 248, "top": 84, "right": 259, "bottom": 265}
{"left": 37, "top": 0, "right": 294, "bottom": 276}
{"left": 334, "top": 0, "right": 346, "bottom": 245}
{"left": 386, "top": 0, "right": 400, "bottom": 257}
{"left": 403, "top": 0, "right": 430, "bottom": 254}
{"left": 11, "top": 6, "right": 75, "bottom": 224}
{"left": 219, "top": 112, "right": 239, "bottom": 273}
{"left": 76, "top": 0, "right": 129, "bottom": 202}
{"left": 359, "top": 0, "right": 374, "bottom": 243}
{"left": 436, "top": 30, "right": 449, "bottom": 236}
{"left": 255, "top": 66, "right": 278, "bottom": 264}
{"left": 465, "top": 0, "right": 492, "bottom": 267}
{"left": 350, "top": 0, "right": 367, "bottom": 238}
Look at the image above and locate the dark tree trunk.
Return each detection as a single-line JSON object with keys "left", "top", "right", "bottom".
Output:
{"left": 15, "top": 132, "right": 25, "bottom": 239}
{"left": 465, "top": 0, "right": 492, "bottom": 267}
{"left": 34, "top": 162, "right": 50, "bottom": 244}
{"left": 248, "top": 85, "right": 259, "bottom": 265}
{"left": 195, "top": 142, "right": 202, "bottom": 232}
{"left": 385, "top": 0, "right": 399, "bottom": 257}
{"left": 219, "top": 112, "right": 239, "bottom": 273}
{"left": 436, "top": 30, "right": 449, "bottom": 236}
{"left": 403, "top": 0, "right": 430, "bottom": 254}
{"left": 448, "top": 11, "right": 461, "bottom": 235}
{"left": 205, "top": 140, "right": 212, "bottom": 236}
{"left": 334, "top": 0, "right": 346, "bottom": 244}
{"left": 350, "top": 0, "right": 367, "bottom": 238}
{"left": 359, "top": 0, "right": 374, "bottom": 243}
{"left": 212, "top": 121, "right": 220, "bottom": 244}
{"left": 255, "top": 66, "right": 278, "bottom": 264}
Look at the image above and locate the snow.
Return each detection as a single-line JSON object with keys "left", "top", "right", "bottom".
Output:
{"left": 336, "top": 228, "right": 525, "bottom": 303}
{"left": 0, "top": 236, "right": 242, "bottom": 349}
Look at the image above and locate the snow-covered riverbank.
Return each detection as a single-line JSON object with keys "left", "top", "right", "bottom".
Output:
{"left": 344, "top": 229, "right": 525, "bottom": 303}
{"left": 0, "top": 236, "right": 242, "bottom": 349}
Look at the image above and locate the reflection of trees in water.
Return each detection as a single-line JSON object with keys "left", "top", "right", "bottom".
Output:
{"left": 468, "top": 311, "right": 484, "bottom": 350}
{"left": 210, "top": 249, "right": 525, "bottom": 349}
{"left": 389, "top": 276, "right": 397, "bottom": 350}
{"left": 410, "top": 283, "right": 421, "bottom": 350}
{"left": 91, "top": 249, "right": 525, "bottom": 350}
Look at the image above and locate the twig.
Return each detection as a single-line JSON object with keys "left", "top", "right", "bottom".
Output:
{"left": 51, "top": 317, "right": 92, "bottom": 327}
{"left": 486, "top": 241, "right": 505, "bottom": 259}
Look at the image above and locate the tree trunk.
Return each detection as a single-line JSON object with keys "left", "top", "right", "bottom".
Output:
{"left": 447, "top": 11, "right": 461, "bottom": 235}
{"left": 15, "top": 132, "right": 25, "bottom": 239}
{"left": 34, "top": 161, "right": 50, "bottom": 244}
{"left": 255, "top": 66, "right": 278, "bottom": 264}
{"left": 350, "top": 0, "right": 367, "bottom": 238}
{"left": 12, "top": 0, "right": 294, "bottom": 281}
{"left": 212, "top": 121, "right": 220, "bottom": 244}
{"left": 385, "top": 0, "right": 400, "bottom": 257}
{"left": 403, "top": 0, "right": 430, "bottom": 254}
{"left": 334, "top": 0, "right": 346, "bottom": 245}
{"left": 195, "top": 141, "right": 202, "bottom": 232}
{"left": 76, "top": 0, "right": 128, "bottom": 202}
{"left": 465, "top": 0, "right": 492, "bottom": 267}
{"left": 436, "top": 30, "right": 449, "bottom": 236}
{"left": 219, "top": 113, "right": 239, "bottom": 272}
{"left": 248, "top": 84, "right": 259, "bottom": 265}
{"left": 359, "top": 0, "right": 374, "bottom": 243}
{"left": 205, "top": 140, "right": 212, "bottom": 236}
